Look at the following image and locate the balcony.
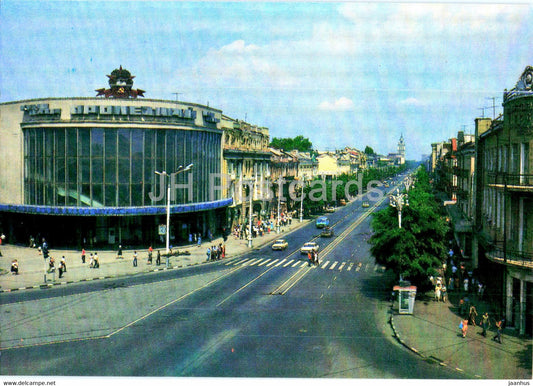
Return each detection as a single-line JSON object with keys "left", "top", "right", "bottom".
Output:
{"left": 486, "top": 244, "right": 533, "bottom": 270}
{"left": 486, "top": 172, "right": 533, "bottom": 192}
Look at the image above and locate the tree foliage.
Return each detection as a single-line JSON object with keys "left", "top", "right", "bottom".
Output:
{"left": 369, "top": 167, "right": 448, "bottom": 290}
{"left": 364, "top": 146, "right": 375, "bottom": 155}
{"left": 269, "top": 135, "right": 313, "bottom": 152}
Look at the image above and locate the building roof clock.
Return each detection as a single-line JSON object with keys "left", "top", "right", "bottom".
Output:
{"left": 95, "top": 66, "right": 145, "bottom": 98}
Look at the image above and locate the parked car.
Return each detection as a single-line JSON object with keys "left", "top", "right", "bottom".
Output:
{"left": 362, "top": 200, "right": 370, "bottom": 208}
{"left": 272, "top": 239, "right": 288, "bottom": 251}
{"left": 320, "top": 227, "right": 334, "bottom": 237}
{"left": 339, "top": 199, "right": 347, "bottom": 206}
{"left": 300, "top": 242, "right": 319, "bottom": 254}
{"left": 324, "top": 206, "right": 336, "bottom": 213}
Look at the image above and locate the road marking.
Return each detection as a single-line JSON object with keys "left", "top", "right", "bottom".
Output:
{"left": 347, "top": 262, "right": 354, "bottom": 271}
{"left": 248, "top": 258, "right": 265, "bottom": 266}
{"left": 107, "top": 266, "right": 243, "bottom": 338}
{"left": 355, "top": 265, "right": 361, "bottom": 272}
{"left": 217, "top": 265, "right": 275, "bottom": 306}
{"left": 274, "top": 259, "right": 287, "bottom": 267}
{"left": 292, "top": 260, "right": 302, "bottom": 268}
{"left": 232, "top": 258, "right": 250, "bottom": 266}
{"left": 338, "top": 262, "right": 346, "bottom": 271}
{"left": 266, "top": 259, "right": 279, "bottom": 267}
{"left": 283, "top": 260, "right": 294, "bottom": 267}
{"left": 321, "top": 261, "right": 330, "bottom": 269}
{"left": 329, "top": 262, "right": 338, "bottom": 270}
{"left": 258, "top": 259, "right": 272, "bottom": 266}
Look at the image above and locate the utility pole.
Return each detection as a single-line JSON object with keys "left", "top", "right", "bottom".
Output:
{"left": 486, "top": 96, "right": 496, "bottom": 119}
{"left": 172, "top": 92, "right": 182, "bottom": 102}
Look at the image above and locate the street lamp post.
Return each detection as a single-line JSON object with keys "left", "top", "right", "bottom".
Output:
{"left": 247, "top": 178, "right": 254, "bottom": 248}
{"left": 389, "top": 189, "right": 409, "bottom": 229}
{"left": 404, "top": 176, "right": 414, "bottom": 192}
{"left": 299, "top": 175, "right": 306, "bottom": 223}
{"left": 155, "top": 164, "right": 193, "bottom": 264}
{"left": 276, "top": 178, "right": 281, "bottom": 234}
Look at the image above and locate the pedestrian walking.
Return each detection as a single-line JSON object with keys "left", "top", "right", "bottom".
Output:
{"left": 93, "top": 253, "right": 100, "bottom": 268}
{"left": 133, "top": 251, "right": 138, "bottom": 267}
{"left": 460, "top": 319, "right": 469, "bottom": 338}
{"left": 468, "top": 304, "right": 478, "bottom": 327}
{"left": 58, "top": 256, "right": 66, "bottom": 278}
{"left": 481, "top": 312, "right": 490, "bottom": 337}
{"left": 493, "top": 318, "right": 503, "bottom": 343}
{"left": 147, "top": 246, "right": 153, "bottom": 265}
{"left": 156, "top": 250, "right": 161, "bottom": 266}
{"left": 206, "top": 247, "right": 211, "bottom": 261}
{"left": 117, "top": 245, "right": 123, "bottom": 259}
{"left": 81, "top": 248, "right": 86, "bottom": 264}
{"left": 197, "top": 235, "right": 202, "bottom": 247}
{"left": 10, "top": 259, "right": 19, "bottom": 275}
{"left": 308, "top": 251, "right": 313, "bottom": 266}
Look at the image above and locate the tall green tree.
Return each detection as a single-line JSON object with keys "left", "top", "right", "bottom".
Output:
{"left": 269, "top": 135, "right": 313, "bottom": 152}
{"left": 369, "top": 168, "right": 448, "bottom": 290}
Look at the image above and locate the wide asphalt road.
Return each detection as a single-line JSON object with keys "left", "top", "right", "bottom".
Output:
{"left": 0, "top": 174, "right": 466, "bottom": 378}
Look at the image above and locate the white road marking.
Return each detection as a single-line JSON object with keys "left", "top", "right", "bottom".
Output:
{"left": 248, "top": 258, "right": 264, "bottom": 266}
{"left": 329, "top": 262, "right": 338, "bottom": 270}
{"left": 266, "top": 259, "right": 279, "bottom": 267}
{"left": 258, "top": 259, "right": 272, "bottom": 266}
{"left": 321, "top": 261, "right": 330, "bottom": 269}
{"left": 338, "top": 262, "right": 346, "bottom": 271}
{"left": 283, "top": 260, "right": 294, "bottom": 267}
{"left": 275, "top": 259, "right": 287, "bottom": 267}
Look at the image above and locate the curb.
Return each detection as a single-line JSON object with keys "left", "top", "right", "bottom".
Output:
{"left": 0, "top": 221, "right": 310, "bottom": 294}
{"left": 388, "top": 303, "right": 482, "bottom": 378}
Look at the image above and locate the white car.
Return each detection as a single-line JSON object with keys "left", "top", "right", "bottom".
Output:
{"left": 300, "top": 242, "right": 319, "bottom": 254}
{"left": 272, "top": 239, "right": 288, "bottom": 251}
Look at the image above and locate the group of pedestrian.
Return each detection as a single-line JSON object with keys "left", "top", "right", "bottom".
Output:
{"left": 146, "top": 246, "right": 162, "bottom": 266}
{"left": 81, "top": 249, "right": 100, "bottom": 268}
{"left": 458, "top": 304, "right": 504, "bottom": 343}
{"left": 206, "top": 244, "right": 225, "bottom": 261}
{"left": 307, "top": 250, "right": 319, "bottom": 266}
{"left": 47, "top": 255, "right": 68, "bottom": 278}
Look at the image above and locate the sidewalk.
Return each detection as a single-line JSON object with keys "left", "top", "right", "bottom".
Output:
{"left": 390, "top": 290, "right": 532, "bottom": 379}
{"left": 0, "top": 219, "right": 310, "bottom": 292}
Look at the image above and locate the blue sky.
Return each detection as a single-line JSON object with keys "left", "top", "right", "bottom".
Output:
{"left": 1, "top": 1, "right": 532, "bottom": 160}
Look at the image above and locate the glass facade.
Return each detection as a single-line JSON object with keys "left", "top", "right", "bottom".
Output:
{"left": 24, "top": 127, "right": 221, "bottom": 207}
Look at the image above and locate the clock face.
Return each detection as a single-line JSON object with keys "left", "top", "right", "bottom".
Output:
{"left": 525, "top": 71, "right": 533, "bottom": 89}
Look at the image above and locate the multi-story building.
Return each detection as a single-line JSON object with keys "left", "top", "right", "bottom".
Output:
{"left": 220, "top": 115, "right": 271, "bottom": 227}
{"left": 0, "top": 67, "right": 231, "bottom": 247}
{"left": 474, "top": 66, "right": 533, "bottom": 336}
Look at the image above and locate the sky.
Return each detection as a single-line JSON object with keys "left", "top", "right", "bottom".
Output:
{"left": 1, "top": 0, "right": 532, "bottom": 160}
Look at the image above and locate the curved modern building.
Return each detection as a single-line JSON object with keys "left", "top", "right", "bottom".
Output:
{"left": 0, "top": 71, "right": 231, "bottom": 247}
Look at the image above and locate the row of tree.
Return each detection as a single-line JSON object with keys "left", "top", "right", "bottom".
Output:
{"left": 369, "top": 167, "right": 449, "bottom": 290}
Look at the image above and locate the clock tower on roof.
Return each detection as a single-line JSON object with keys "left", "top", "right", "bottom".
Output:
{"left": 398, "top": 134, "right": 406, "bottom": 164}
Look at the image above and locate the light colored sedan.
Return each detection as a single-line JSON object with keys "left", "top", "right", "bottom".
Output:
{"left": 300, "top": 242, "right": 319, "bottom": 254}
{"left": 272, "top": 239, "right": 288, "bottom": 251}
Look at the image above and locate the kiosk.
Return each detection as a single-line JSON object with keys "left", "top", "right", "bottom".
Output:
{"left": 393, "top": 285, "right": 417, "bottom": 314}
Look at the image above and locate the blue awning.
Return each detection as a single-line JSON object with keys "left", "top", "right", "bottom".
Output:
{"left": 0, "top": 198, "right": 233, "bottom": 217}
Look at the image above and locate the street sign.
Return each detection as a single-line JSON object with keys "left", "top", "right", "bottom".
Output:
{"left": 158, "top": 224, "right": 167, "bottom": 236}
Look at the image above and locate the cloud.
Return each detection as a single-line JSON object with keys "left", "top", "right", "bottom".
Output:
{"left": 399, "top": 97, "right": 426, "bottom": 107}
{"left": 318, "top": 97, "right": 355, "bottom": 111}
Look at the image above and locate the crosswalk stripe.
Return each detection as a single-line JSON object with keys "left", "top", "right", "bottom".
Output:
{"left": 355, "top": 265, "right": 361, "bottom": 272}
{"left": 321, "top": 261, "right": 330, "bottom": 269}
{"left": 248, "top": 258, "right": 264, "bottom": 266}
{"left": 275, "top": 259, "right": 287, "bottom": 267}
{"left": 347, "top": 262, "right": 354, "bottom": 271}
{"left": 338, "top": 262, "right": 346, "bottom": 271}
{"left": 258, "top": 259, "right": 272, "bottom": 266}
{"left": 283, "top": 260, "right": 294, "bottom": 267}
{"left": 292, "top": 260, "right": 302, "bottom": 268}
{"left": 266, "top": 259, "right": 279, "bottom": 267}
{"left": 234, "top": 258, "right": 250, "bottom": 266}
{"left": 329, "top": 261, "right": 338, "bottom": 270}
